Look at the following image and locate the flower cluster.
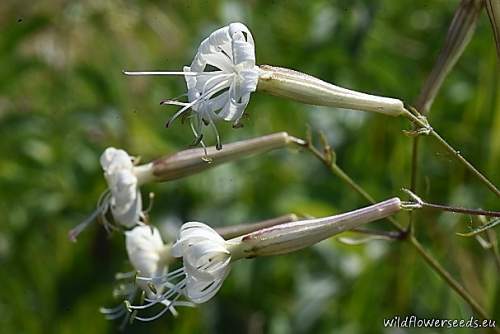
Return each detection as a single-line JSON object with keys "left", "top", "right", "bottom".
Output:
{"left": 111, "top": 198, "right": 401, "bottom": 323}
{"left": 72, "top": 22, "right": 412, "bottom": 328}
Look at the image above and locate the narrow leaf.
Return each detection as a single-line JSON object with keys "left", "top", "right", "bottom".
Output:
{"left": 457, "top": 218, "right": 500, "bottom": 237}
{"left": 485, "top": 0, "right": 500, "bottom": 58}
{"left": 415, "top": 0, "right": 483, "bottom": 114}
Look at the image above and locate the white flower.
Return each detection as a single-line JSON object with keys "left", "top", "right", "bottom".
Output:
{"left": 101, "top": 225, "right": 193, "bottom": 324}
{"left": 124, "top": 22, "right": 259, "bottom": 149}
{"left": 100, "top": 147, "right": 142, "bottom": 228}
{"left": 125, "top": 225, "right": 169, "bottom": 279}
{"left": 69, "top": 147, "right": 143, "bottom": 241}
{"left": 129, "top": 221, "right": 235, "bottom": 316}
{"left": 171, "top": 222, "right": 233, "bottom": 303}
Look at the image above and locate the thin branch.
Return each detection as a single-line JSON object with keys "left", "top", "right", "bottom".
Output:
{"left": 456, "top": 218, "right": 500, "bottom": 237}
{"left": 408, "top": 236, "right": 490, "bottom": 321}
{"left": 402, "top": 188, "right": 500, "bottom": 218}
{"left": 403, "top": 108, "right": 500, "bottom": 198}
{"left": 408, "top": 0, "right": 483, "bottom": 237}
{"left": 304, "top": 138, "right": 405, "bottom": 232}
{"left": 302, "top": 132, "right": 493, "bottom": 321}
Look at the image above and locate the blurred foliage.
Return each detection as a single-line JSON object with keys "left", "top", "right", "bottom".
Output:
{"left": 0, "top": 0, "right": 498, "bottom": 333}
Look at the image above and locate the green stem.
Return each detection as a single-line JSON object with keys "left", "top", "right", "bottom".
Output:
{"left": 407, "top": 133, "right": 421, "bottom": 236}
{"left": 304, "top": 142, "right": 494, "bottom": 322}
{"left": 306, "top": 143, "right": 405, "bottom": 232}
{"left": 403, "top": 109, "right": 500, "bottom": 198}
{"left": 408, "top": 236, "right": 490, "bottom": 321}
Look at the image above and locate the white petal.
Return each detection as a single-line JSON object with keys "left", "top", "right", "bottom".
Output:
{"left": 111, "top": 189, "right": 142, "bottom": 228}
{"left": 232, "top": 36, "right": 255, "bottom": 67}
{"left": 208, "top": 90, "right": 230, "bottom": 110}
{"left": 238, "top": 69, "right": 259, "bottom": 93}
{"left": 229, "top": 22, "right": 255, "bottom": 46}
{"left": 185, "top": 275, "right": 226, "bottom": 303}
{"left": 100, "top": 147, "right": 133, "bottom": 173}
{"left": 125, "top": 225, "right": 166, "bottom": 277}
{"left": 206, "top": 26, "right": 232, "bottom": 52}
{"left": 203, "top": 53, "right": 234, "bottom": 73}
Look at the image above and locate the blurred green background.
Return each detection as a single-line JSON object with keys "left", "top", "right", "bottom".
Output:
{"left": 0, "top": 0, "right": 498, "bottom": 333}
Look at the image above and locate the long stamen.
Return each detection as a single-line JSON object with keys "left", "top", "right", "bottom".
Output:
{"left": 130, "top": 282, "right": 184, "bottom": 310}
{"left": 123, "top": 70, "right": 211, "bottom": 76}
{"left": 164, "top": 80, "right": 230, "bottom": 128}
{"left": 144, "top": 281, "right": 186, "bottom": 304}
{"left": 190, "top": 117, "right": 212, "bottom": 160}
{"left": 68, "top": 209, "right": 101, "bottom": 242}
{"left": 68, "top": 193, "right": 111, "bottom": 242}
{"left": 208, "top": 114, "right": 222, "bottom": 150}
{"left": 136, "top": 267, "right": 186, "bottom": 286}
{"left": 160, "top": 100, "right": 189, "bottom": 107}
{"left": 133, "top": 294, "right": 183, "bottom": 322}
{"left": 189, "top": 116, "right": 203, "bottom": 142}
{"left": 165, "top": 98, "right": 202, "bottom": 128}
{"left": 115, "top": 271, "right": 137, "bottom": 280}
{"left": 100, "top": 304, "right": 127, "bottom": 315}
{"left": 201, "top": 73, "right": 232, "bottom": 96}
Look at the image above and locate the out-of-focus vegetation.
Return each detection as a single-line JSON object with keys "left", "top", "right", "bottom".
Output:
{"left": 0, "top": 0, "right": 498, "bottom": 333}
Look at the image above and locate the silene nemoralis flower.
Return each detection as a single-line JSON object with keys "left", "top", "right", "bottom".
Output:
{"left": 101, "top": 225, "right": 193, "bottom": 324}
{"left": 70, "top": 133, "right": 302, "bottom": 241}
{"left": 131, "top": 198, "right": 402, "bottom": 320}
{"left": 125, "top": 22, "right": 259, "bottom": 150}
{"left": 69, "top": 148, "right": 144, "bottom": 241}
{"left": 125, "top": 22, "right": 407, "bottom": 148}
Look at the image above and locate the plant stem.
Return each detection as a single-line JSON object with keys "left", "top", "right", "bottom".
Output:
{"left": 408, "top": 235, "right": 490, "bottom": 321}
{"left": 403, "top": 109, "right": 500, "bottom": 198}
{"left": 305, "top": 142, "right": 405, "bottom": 232}
{"left": 421, "top": 202, "right": 500, "bottom": 218}
{"left": 303, "top": 139, "right": 493, "bottom": 322}
{"left": 407, "top": 133, "right": 421, "bottom": 236}
{"left": 403, "top": 188, "right": 500, "bottom": 218}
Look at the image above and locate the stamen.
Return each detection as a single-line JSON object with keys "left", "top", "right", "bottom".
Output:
{"left": 165, "top": 79, "right": 230, "bottom": 128}
{"left": 144, "top": 192, "right": 155, "bottom": 213}
{"left": 190, "top": 133, "right": 204, "bottom": 146}
{"left": 115, "top": 271, "right": 136, "bottom": 280}
{"left": 201, "top": 73, "right": 232, "bottom": 96}
{"left": 133, "top": 294, "right": 182, "bottom": 322}
{"left": 123, "top": 70, "right": 207, "bottom": 76}
{"left": 144, "top": 281, "right": 186, "bottom": 304}
{"left": 68, "top": 209, "right": 100, "bottom": 242}
{"left": 160, "top": 100, "right": 189, "bottom": 107}
{"left": 68, "top": 192, "right": 111, "bottom": 242}
{"left": 189, "top": 117, "right": 205, "bottom": 147}
{"left": 136, "top": 267, "right": 187, "bottom": 285}
{"left": 129, "top": 285, "right": 181, "bottom": 310}
{"left": 207, "top": 114, "right": 222, "bottom": 150}
{"left": 165, "top": 98, "right": 201, "bottom": 128}
{"left": 100, "top": 304, "right": 127, "bottom": 316}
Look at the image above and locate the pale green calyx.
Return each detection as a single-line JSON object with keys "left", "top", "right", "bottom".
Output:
{"left": 257, "top": 65, "right": 405, "bottom": 116}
